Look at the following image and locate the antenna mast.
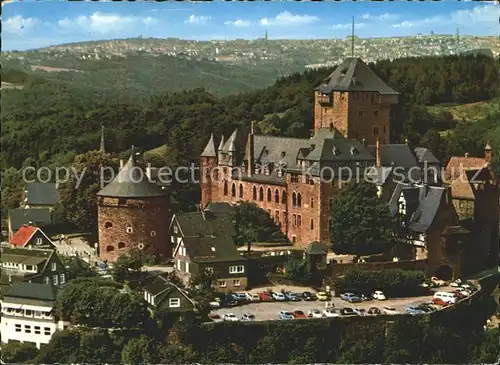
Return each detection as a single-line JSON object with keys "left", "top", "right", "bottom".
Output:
{"left": 351, "top": 16, "right": 355, "bottom": 57}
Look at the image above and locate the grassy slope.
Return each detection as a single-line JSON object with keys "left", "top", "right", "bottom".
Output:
{"left": 427, "top": 98, "right": 500, "bottom": 123}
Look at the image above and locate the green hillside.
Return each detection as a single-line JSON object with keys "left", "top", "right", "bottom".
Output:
{"left": 427, "top": 98, "right": 500, "bottom": 123}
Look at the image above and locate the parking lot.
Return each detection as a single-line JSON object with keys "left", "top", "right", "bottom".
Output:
{"left": 210, "top": 286, "right": 440, "bottom": 321}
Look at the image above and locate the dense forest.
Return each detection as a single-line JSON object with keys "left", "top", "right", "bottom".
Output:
{"left": 1, "top": 54, "right": 499, "bottom": 215}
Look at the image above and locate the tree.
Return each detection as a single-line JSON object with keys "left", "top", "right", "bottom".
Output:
{"left": 284, "top": 258, "right": 312, "bottom": 284}
{"left": 58, "top": 150, "right": 118, "bottom": 241}
{"left": 187, "top": 268, "right": 215, "bottom": 318}
{"left": 235, "top": 202, "right": 287, "bottom": 244}
{"left": 330, "top": 182, "right": 394, "bottom": 256}
{"left": 111, "top": 248, "right": 150, "bottom": 282}
{"left": 0, "top": 341, "right": 38, "bottom": 364}
{"left": 121, "top": 335, "right": 156, "bottom": 364}
{"left": 34, "top": 329, "right": 81, "bottom": 364}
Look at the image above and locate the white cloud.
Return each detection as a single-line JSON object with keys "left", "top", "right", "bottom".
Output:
{"left": 58, "top": 12, "right": 158, "bottom": 35}
{"left": 260, "top": 11, "right": 319, "bottom": 26}
{"left": 3, "top": 15, "right": 40, "bottom": 34}
{"left": 392, "top": 4, "right": 498, "bottom": 29}
{"left": 224, "top": 19, "right": 252, "bottom": 27}
{"left": 361, "top": 13, "right": 399, "bottom": 22}
{"left": 331, "top": 22, "right": 365, "bottom": 30}
{"left": 184, "top": 14, "right": 211, "bottom": 25}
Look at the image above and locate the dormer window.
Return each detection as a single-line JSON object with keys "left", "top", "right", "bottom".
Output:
{"left": 350, "top": 146, "right": 358, "bottom": 155}
{"left": 332, "top": 146, "right": 340, "bottom": 156}
{"left": 277, "top": 168, "right": 283, "bottom": 177}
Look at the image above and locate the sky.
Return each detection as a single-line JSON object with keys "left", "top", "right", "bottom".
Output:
{"left": 3, "top": 0, "right": 499, "bottom": 51}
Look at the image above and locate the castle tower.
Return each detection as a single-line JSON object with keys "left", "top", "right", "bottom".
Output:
{"left": 313, "top": 57, "right": 399, "bottom": 145}
{"left": 200, "top": 133, "right": 217, "bottom": 209}
{"left": 97, "top": 148, "right": 171, "bottom": 262}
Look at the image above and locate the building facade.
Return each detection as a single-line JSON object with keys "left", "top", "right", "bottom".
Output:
{"left": 97, "top": 150, "right": 172, "bottom": 262}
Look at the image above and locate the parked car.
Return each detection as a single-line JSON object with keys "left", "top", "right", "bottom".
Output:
{"left": 259, "top": 292, "right": 273, "bottom": 302}
{"left": 223, "top": 295, "right": 238, "bottom": 307}
{"left": 353, "top": 308, "right": 366, "bottom": 316}
{"left": 272, "top": 292, "right": 286, "bottom": 301}
{"left": 460, "top": 283, "right": 477, "bottom": 292}
{"left": 241, "top": 313, "right": 256, "bottom": 321}
{"left": 433, "top": 291, "right": 457, "bottom": 304}
{"left": 308, "top": 309, "right": 322, "bottom": 318}
{"left": 405, "top": 306, "right": 427, "bottom": 315}
{"left": 285, "top": 292, "right": 301, "bottom": 301}
{"left": 233, "top": 293, "right": 248, "bottom": 303}
{"left": 302, "top": 291, "right": 316, "bottom": 301}
{"left": 323, "top": 308, "right": 339, "bottom": 317}
{"left": 431, "top": 297, "right": 449, "bottom": 307}
{"left": 292, "top": 310, "right": 307, "bottom": 319}
{"left": 222, "top": 313, "right": 239, "bottom": 322}
{"left": 454, "top": 289, "right": 470, "bottom": 298}
{"left": 340, "top": 293, "right": 361, "bottom": 303}
{"left": 417, "top": 304, "right": 434, "bottom": 313}
{"left": 245, "top": 292, "right": 260, "bottom": 302}
{"left": 382, "top": 307, "right": 400, "bottom": 315}
{"left": 431, "top": 276, "right": 446, "bottom": 287}
{"left": 450, "top": 278, "right": 463, "bottom": 287}
{"left": 279, "top": 311, "right": 295, "bottom": 320}
{"left": 209, "top": 313, "right": 221, "bottom": 320}
{"left": 209, "top": 298, "right": 221, "bottom": 308}
{"left": 373, "top": 291, "right": 387, "bottom": 301}
{"left": 360, "top": 294, "right": 372, "bottom": 301}
{"left": 340, "top": 307, "right": 356, "bottom": 316}
{"left": 367, "top": 307, "right": 381, "bottom": 315}
{"left": 316, "top": 291, "right": 329, "bottom": 301}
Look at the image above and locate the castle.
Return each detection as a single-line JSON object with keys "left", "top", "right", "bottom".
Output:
{"left": 200, "top": 57, "right": 411, "bottom": 248}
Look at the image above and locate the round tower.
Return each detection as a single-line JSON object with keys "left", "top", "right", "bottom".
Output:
{"left": 97, "top": 150, "right": 171, "bottom": 262}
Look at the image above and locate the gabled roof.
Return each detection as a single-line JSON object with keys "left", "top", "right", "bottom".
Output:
{"left": 368, "top": 144, "right": 421, "bottom": 182}
{"left": 414, "top": 147, "right": 440, "bottom": 165}
{"left": 144, "top": 275, "right": 195, "bottom": 307}
{"left": 1, "top": 246, "right": 55, "bottom": 270}
{"left": 449, "top": 167, "right": 494, "bottom": 200}
{"left": 201, "top": 133, "right": 217, "bottom": 158}
{"left": 444, "top": 156, "right": 486, "bottom": 182}
{"left": 316, "top": 58, "right": 398, "bottom": 95}
{"left": 182, "top": 235, "right": 245, "bottom": 263}
{"left": 25, "top": 182, "right": 59, "bottom": 206}
{"left": 97, "top": 151, "right": 167, "bottom": 198}
{"left": 173, "top": 210, "right": 236, "bottom": 239}
{"left": 9, "top": 207, "right": 52, "bottom": 232}
{"left": 206, "top": 202, "right": 235, "bottom": 214}
{"left": 9, "top": 226, "right": 53, "bottom": 247}
{"left": 408, "top": 187, "right": 447, "bottom": 233}
{"left": 4, "top": 282, "right": 57, "bottom": 302}
{"left": 305, "top": 138, "right": 374, "bottom": 162}
{"left": 366, "top": 166, "right": 394, "bottom": 186}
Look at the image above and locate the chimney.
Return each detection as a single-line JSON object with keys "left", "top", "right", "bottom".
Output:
{"left": 120, "top": 159, "right": 124, "bottom": 169}
{"left": 376, "top": 135, "right": 381, "bottom": 167}
{"left": 247, "top": 121, "right": 255, "bottom": 176}
{"left": 28, "top": 221, "right": 33, "bottom": 226}
{"left": 247, "top": 240, "right": 252, "bottom": 254}
{"left": 484, "top": 142, "right": 492, "bottom": 164}
{"left": 464, "top": 152, "right": 470, "bottom": 158}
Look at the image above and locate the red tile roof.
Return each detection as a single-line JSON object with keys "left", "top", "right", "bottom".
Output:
{"left": 444, "top": 156, "right": 486, "bottom": 182}
{"left": 9, "top": 225, "right": 38, "bottom": 247}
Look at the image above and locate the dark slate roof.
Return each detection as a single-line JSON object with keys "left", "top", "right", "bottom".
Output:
{"left": 368, "top": 144, "right": 421, "bottom": 182}
{"left": 366, "top": 167, "right": 394, "bottom": 186}
{"left": 305, "top": 138, "right": 374, "bottom": 162}
{"left": 305, "top": 241, "right": 328, "bottom": 255}
{"left": 144, "top": 275, "right": 172, "bottom": 296}
{"left": 97, "top": 152, "right": 167, "bottom": 198}
{"left": 414, "top": 147, "right": 440, "bottom": 165}
{"left": 1, "top": 246, "right": 54, "bottom": 266}
{"left": 9, "top": 207, "right": 52, "bottom": 232}
{"left": 316, "top": 58, "right": 398, "bottom": 95}
{"left": 5, "top": 282, "right": 57, "bottom": 301}
{"left": 201, "top": 133, "right": 217, "bottom": 158}
{"left": 408, "top": 187, "right": 446, "bottom": 233}
{"left": 25, "top": 182, "right": 59, "bottom": 206}
{"left": 174, "top": 210, "right": 236, "bottom": 238}
{"left": 206, "top": 202, "right": 235, "bottom": 214}
{"left": 442, "top": 225, "right": 470, "bottom": 236}
{"left": 182, "top": 235, "right": 245, "bottom": 263}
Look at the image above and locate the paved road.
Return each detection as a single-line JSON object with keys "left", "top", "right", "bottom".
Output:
{"left": 211, "top": 293, "right": 435, "bottom": 321}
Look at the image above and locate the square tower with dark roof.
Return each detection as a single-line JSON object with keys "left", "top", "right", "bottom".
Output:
{"left": 314, "top": 57, "right": 399, "bottom": 145}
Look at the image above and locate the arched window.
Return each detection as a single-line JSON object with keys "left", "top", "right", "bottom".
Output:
{"left": 274, "top": 189, "right": 279, "bottom": 203}
{"left": 239, "top": 184, "right": 243, "bottom": 198}
{"left": 292, "top": 192, "right": 297, "bottom": 207}
{"left": 281, "top": 190, "right": 287, "bottom": 204}
{"left": 118, "top": 242, "right": 125, "bottom": 249}
{"left": 297, "top": 215, "right": 302, "bottom": 227}
{"left": 252, "top": 186, "right": 257, "bottom": 200}
{"left": 224, "top": 181, "right": 229, "bottom": 196}
{"left": 310, "top": 198, "right": 314, "bottom": 208}
{"left": 259, "top": 187, "right": 264, "bottom": 201}
{"left": 126, "top": 226, "right": 133, "bottom": 234}
{"left": 231, "top": 183, "right": 236, "bottom": 197}
{"left": 105, "top": 222, "right": 112, "bottom": 228}
{"left": 150, "top": 231, "right": 156, "bottom": 237}
{"left": 106, "top": 245, "right": 114, "bottom": 252}
{"left": 297, "top": 193, "right": 302, "bottom": 207}
{"left": 267, "top": 188, "right": 272, "bottom": 202}
{"left": 310, "top": 219, "right": 314, "bottom": 230}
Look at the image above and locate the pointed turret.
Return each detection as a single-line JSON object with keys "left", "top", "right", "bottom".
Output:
{"left": 100, "top": 125, "right": 106, "bottom": 153}
{"left": 485, "top": 141, "right": 492, "bottom": 164}
{"left": 201, "top": 133, "right": 217, "bottom": 158}
{"left": 218, "top": 135, "right": 225, "bottom": 163}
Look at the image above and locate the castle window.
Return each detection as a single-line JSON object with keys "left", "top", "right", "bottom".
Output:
{"left": 297, "top": 215, "right": 302, "bottom": 227}
{"left": 118, "top": 242, "right": 125, "bottom": 249}
{"left": 105, "top": 222, "right": 112, "bottom": 229}
{"left": 310, "top": 219, "right": 314, "bottom": 230}
{"left": 267, "top": 188, "right": 272, "bottom": 202}
{"left": 374, "top": 110, "right": 379, "bottom": 116}
{"left": 106, "top": 245, "right": 115, "bottom": 252}
{"left": 291, "top": 174, "right": 299, "bottom": 183}
{"left": 274, "top": 189, "right": 279, "bottom": 203}
{"left": 383, "top": 125, "right": 386, "bottom": 133}
{"left": 239, "top": 184, "right": 244, "bottom": 198}
{"left": 310, "top": 198, "right": 314, "bottom": 208}
{"left": 297, "top": 193, "right": 302, "bottom": 207}
{"left": 292, "top": 235, "right": 297, "bottom": 244}
{"left": 138, "top": 243, "right": 145, "bottom": 250}
{"left": 281, "top": 190, "right": 287, "bottom": 204}
{"left": 358, "top": 110, "right": 363, "bottom": 117}
{"left": 275, "top": 210, "right": 280, "bottom": 223}
{"left": 214, "top": 169, "right": 220, "bottom": 180}
{"left": 373, "top": 126, "right": 379, "bottom": 136}
{"left": 293, "top": 214, "right": 297, "bottom": 227}
{"left": 231, "top": 183, "right": 236, "bottom": 197}
{"left": 292, "top": 192, "right": 297, "bottom": 207}
{"left": 253, "top": 186, "right": 257, "bottom": 200}
{"left": 126, "top": 226, "right": 133, "bottom": 234}
{"left": 224, "top": 181, "right": 229, "bottom": 196}
{"left": 151, "top": 231, "right": 156, "bottom": 237}
{"left": 259, "top": 187, "right": 264, "bottom": 201}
